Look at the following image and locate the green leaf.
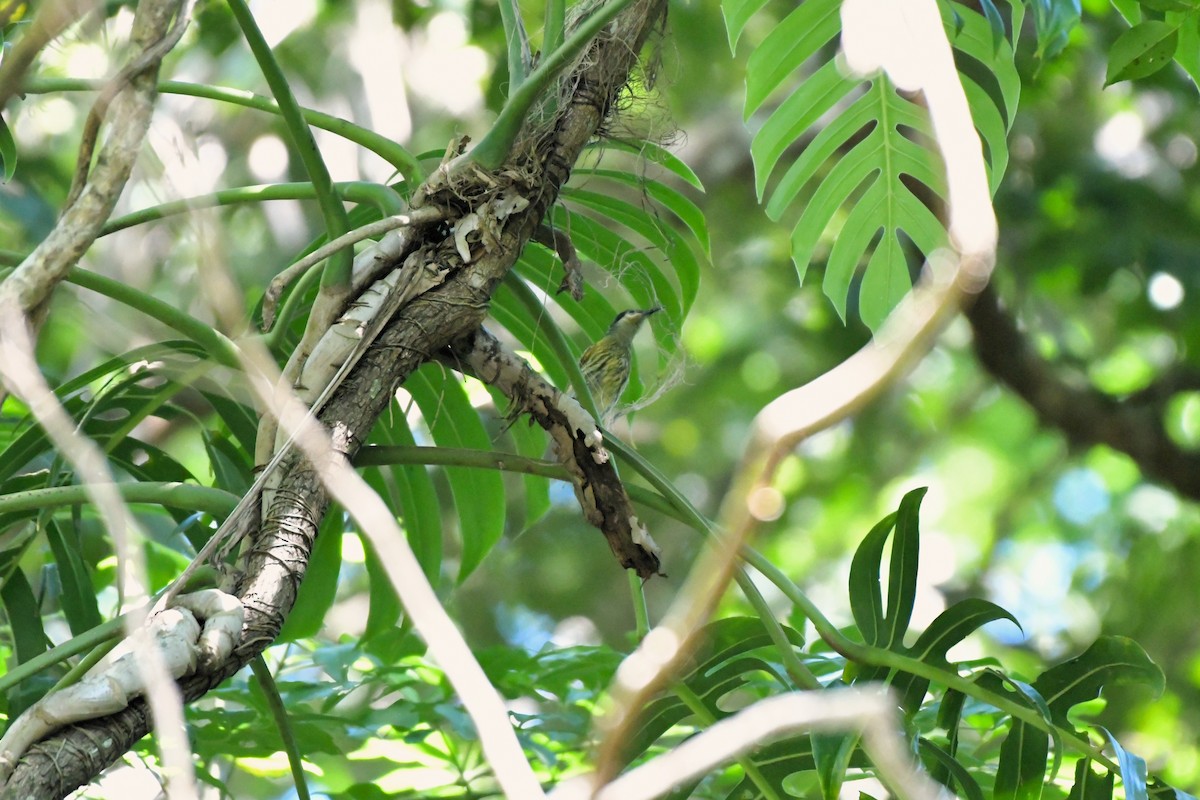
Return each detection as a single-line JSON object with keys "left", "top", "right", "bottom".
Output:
{"left": 995, "top": 721, "right": 1050, "bottom": 800}
{"left": 1032, "top": 0, "right": 1082, "bottom": 59}
{"left": 1140, "top": 0, "right": 1198, "bottom": 13}
{"left": 494, "top": 385, "right": 551, "bottom": 528}
{"left": 813, "top": 732, "right": 857, "bottom": 800}
{"left": 733, "top": 0, "right": 1014, "bottom": 330}
{"left": 368, "top": 414, "right": 442, "bottom": 582}
{"left": 935, "top": 688, "right": 966, "bottom": 756}
{"left": 623, "top": 617, "right": 802, "bottom": 764}
{"left": 1068, "top": 760, "right": 1116, "bottom": 800}
{"left": 1149, "top": 779, "right": 1199, "bottom": 800}
{"left": 1098, "top": 727, "right": 1149, "bottom": 800}
{"left": 744, "top": 0, "right": 841, "bottom": 115}
{"left": 0, "top": 113, "right": 15, "bottom": 182}
{"left": 43, "top": 518, "right": 102, "bottom": 636}
{"left": 895, "top": 598, "right": 1019, "bottom": 709}
{"left": 204, "top": 432, "right": 253, "bottom": 496}
{"left": 515, "top": 240, "right": 619, "bottom": 338}
{"left": 918, "top": 738, "right": 986, "bottom": 800}
{"left": 781, "top": 76, "right": 947, "bottom": 327}
{"left": 549, "top": 206, "right": 681, "bottom": 349}
{"left": 0, "top": 568, "right": 51, "bottom": 716}
{"left": 910, "top": 599, "right": 1020, "bottom": 666}
{"left": 1032, "top": 636, "right": 1164, "bottom": 730}
{"left": 408, "top": 365, "right": 505, "bottom": 581}
{"left": 562, "top": 187, "right": 702, "bottom": 314}
{"left": 979, "top": 0, "right": 1008, "bottom": 53}
{"left": 360, "top": 532, "right": 403, "bottom": 640}
{"left": 847, "top": 487, "right": 929, "bottom": 650}
{"left": 583, "top": 139, "right": 705, "bottom": 191}
{"left": 572, "top": 167, "right": 711, "bottom": 258}
{"left": 882, "top": 487, "right": 926, "bottom": 649}
{"left": 1106, "top": 21, "right": 1179, "bottom": 85}
{"left": 200, "top": 392, "right": 260, "bottom": 457}
{"left": 721, "top": 0, "right": 772, "bottom": 51}
{"left": 0, "top": 342, "right": 207, "bottom": 484}
{"left": 848, "top": 511, "right": 898, "bottom": 647}
{"left": 946, "top": 1, "right": 1021, "bottom": 121}
{"left": 1166, "top": 12, "right": 1200, "bottom": 87}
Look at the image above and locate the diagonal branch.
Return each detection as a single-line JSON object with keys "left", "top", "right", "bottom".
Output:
{"left": 440, "top": 326, "right": 662, "bottom": 576}
{"left": 1, "top": 0, "right": 669, "bottom": 796}
{"left": 965, "top": 281, "right": 1200, "bottom": 500}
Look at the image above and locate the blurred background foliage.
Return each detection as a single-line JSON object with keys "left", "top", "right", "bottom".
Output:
{"left": 4, "top": 0, "right": 1200, "bottom": 793}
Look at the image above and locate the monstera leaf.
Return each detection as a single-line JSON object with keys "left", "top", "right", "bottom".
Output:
{"left": 726, "top": 0, "right": 1019, "bottom": 329}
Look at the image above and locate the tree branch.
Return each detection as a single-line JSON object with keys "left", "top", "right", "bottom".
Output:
{"left": 965, "top": 282, "right": 1200, "bottom": 499}
{"left": 440, "top": 326, "right": 662, "bottom": 576}
{"left": 1, "top": 0, "right": 668, "bottom": 795}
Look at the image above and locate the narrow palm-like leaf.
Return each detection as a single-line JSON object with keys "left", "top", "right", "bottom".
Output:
{"left": 728, "top": 0, "right": 1018, "bottom": 329}
{"left": 574, "top": 168, "right": 711, "bottom": 257}
{"left": 883, "top": 487, "right": 926, "bottom": 649}
{"left": 407, "top": 365, "right": 505, "bottom": 581}
{"left": 996, "top": 721, "right": 1050, "bottom": 800}
{"left": 1099, "top": 727, "right": 1149, "bottom": 800}
{"left": 582, "top": 139, "right": 704, "bottom": 190}
{"left": 847, "top": 511, "right": 898, "bottom": 647}
{"left": 918, "top": 738, "right": 986, "bottom": 800}
{"left": 1069, "top": 759, "right": 1116, "bottom": 800}
{"left": 43, "top": 518, "right": 102, "bottom": 636}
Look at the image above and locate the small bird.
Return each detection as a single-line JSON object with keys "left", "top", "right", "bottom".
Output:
{"left": 579, "top": 306, "right": 661, "bottom": 423}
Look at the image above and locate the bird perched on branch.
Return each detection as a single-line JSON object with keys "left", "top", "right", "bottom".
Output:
{"left": 579, "top": 306, "right": 660, "bottom": 424}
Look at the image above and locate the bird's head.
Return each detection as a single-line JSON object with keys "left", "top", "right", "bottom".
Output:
{"left": 607, "top": 306, "right": 661, "bottom": 344}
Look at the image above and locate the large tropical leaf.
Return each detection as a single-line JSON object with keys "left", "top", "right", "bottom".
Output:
{"left": 727, "top": 0, "right": 1020, "bottom": 329}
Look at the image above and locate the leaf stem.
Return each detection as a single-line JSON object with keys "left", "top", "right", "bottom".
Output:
{"left": 226, "top": 0, "right": 353, "bottom": 293}
{"left": 0, "top": 481, "right": 238, "bottom": 518}
{"left": 251, "top": 656, "right": 312, "bottom": 800}
{"left": 23, "top": 77, "right": 425, "bottom": 180}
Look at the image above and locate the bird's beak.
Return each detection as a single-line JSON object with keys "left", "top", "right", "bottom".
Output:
{"left": 644, "top": 306, "right": 662, "bottom": 317}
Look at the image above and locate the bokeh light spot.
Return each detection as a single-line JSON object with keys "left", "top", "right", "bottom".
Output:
{"left": 1052, "top": 468, "right": 1110, "bottom": 525}
{"left": 1165, "top": 391, "right": 1200, "bottom": 450}
{"left": 1148, "top": 271, "right": 1184, "bottom": 310}
{"left": 741, "top": 351, "right": 780, "bottom": 392}
{"left": 248, "top": 134, "right": 289, "bottom": 181}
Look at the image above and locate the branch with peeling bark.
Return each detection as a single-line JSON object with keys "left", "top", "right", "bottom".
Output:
{"left": 0, "top": 0, "right": 669, "bottom": 795}
{"left": 441, "top": 326, "right": 662, "bottom": 577}
{"left": 965, "top": 281, "right": 1200, "bottom": 500}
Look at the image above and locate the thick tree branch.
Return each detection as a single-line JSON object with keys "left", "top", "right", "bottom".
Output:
{"left": 2, "top": 0, "right": 668, "bottom": 795}
{"left": 965, "top": 282, "right": 1200, "bottom": 499}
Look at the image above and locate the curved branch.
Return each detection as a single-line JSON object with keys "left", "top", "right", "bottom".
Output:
{"left": 965, "top": 282, "right": 1200, "bottom": 500}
